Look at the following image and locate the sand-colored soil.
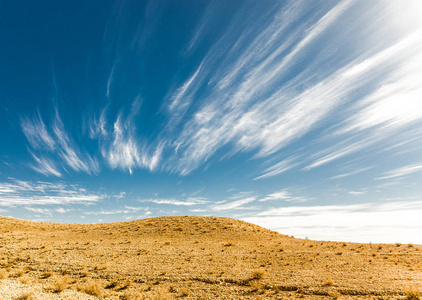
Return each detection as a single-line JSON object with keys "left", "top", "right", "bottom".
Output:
{"left": 0, "top": 215, "right": 421, "bottom": 299}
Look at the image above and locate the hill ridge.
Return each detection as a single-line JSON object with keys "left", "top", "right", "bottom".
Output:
{"left": 1, "top": 215, "right": 421, "bottom": 299}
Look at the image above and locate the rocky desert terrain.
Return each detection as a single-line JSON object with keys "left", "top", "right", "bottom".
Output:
{"left": 0, "top": 215, "right": 421, "bottom": 299}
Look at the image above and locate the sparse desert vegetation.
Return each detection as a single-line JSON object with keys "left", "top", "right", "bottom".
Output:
{"left": 0, "top": 215, "right": 421, "bottom": 299}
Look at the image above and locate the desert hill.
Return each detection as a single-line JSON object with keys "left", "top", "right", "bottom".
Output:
{"left": 0, "top": 215, "right": 421, "bottom": 299}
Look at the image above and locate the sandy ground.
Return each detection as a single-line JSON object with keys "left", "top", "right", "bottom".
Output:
{"left": 0, "top": 279, "right": 97, "bottom": 300}
{"left": 0, "top": 215, "right": 421, "bottom": 299}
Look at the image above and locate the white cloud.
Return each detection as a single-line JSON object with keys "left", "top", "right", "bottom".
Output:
{"left": 243, "top": 200, "right": 422, "bottom": 243}
{"left": 0, "top": 179, "right": 103, "bottom": 206}
{"left": 330, "top": 167, "right": 372, "bottom": 180}
{"left": 124, "top": 206, "right": 148, "bottom": 212}
{"left": 255, "top": 156, "right": 299, "bottom": 180}
{"left": 303, "top": 31, "right": 422, "bottom": 171}
{"left": 168, "top": 62, "right": 202, "bottom": 113}
{"left": 166, "top": 0, "right": 422, "bottom": 175}
{"left": 114, "top": 192, "right": 126, "bottom": 199}
{"left": 304, "top": 138, "right": 373, "bottom": 170}
{"left": 89, "top": 107, "right": 109, "bottom": 138}
{"left": 210, "top": 192, "right": 257, "bottom": 211}
{"left": 348, "top": 191, "right": 365, "bottom": 195}
{"left": 107, "top": 65, "right": 115, "bottom": 100}
{"left": 83, "top": 206, "right": 149, "bottom": 216}
{"left": 141, "top": 197, "right": 208, "bottom": 206}
{"left": 21, "top": 114, "right": 55, "bottom": 150}
{"left": 21, "top": 110, "right": 99, "bottom": 176}
{"left": 105, "top": 112, "right": 140, "bottom": 174}
{"left": 101, "top": 100, "right": 163, "bottom": 174}
{"left": 29, "top": 153, "right": 62, "bottom": 177}
{"left": 55, "top": 207, "right": 74, "bottom": 213}
{"left": 18, "top": 1, "right": 422, "bottom": 181}
{"left": 259, "top": 189, "right": 309, "bottom": 203}
{"left": 24, "top": 207, "right": 52, "bottom": 215}
{"left": 53, "top": 112, "right": 99, "bottom": 174}
{"left": 211, "top": 197, "right": 256, "bottom": 211}
{"left": 377, "top": 163, "right": 422, "bottom": 180}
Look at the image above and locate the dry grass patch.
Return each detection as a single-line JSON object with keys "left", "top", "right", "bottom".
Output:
{"left": 180, "top": 286, "right": 189, "bottom": 297}
{"left": 250, "top": 269, "right": 265, "bottom": 280}
{"left": 0, "top": 268, "right": 8, "bottom": 279}
{"left": 40, "top": 271, "right": 53, "bottom": 279}
{"left": 80, "top": 280, "right": 102, "bottom": 297}
{"left": 14, "top": 291, "right": 34, "bottom": 300}
{"left": 50, "top": 276, "right": 69, "bottom": 293}
{"left": 406, "top": 287, "right": 421, "bottom": 300}
{"left": 11, "top": 268, "right": 25, "bottom": 278}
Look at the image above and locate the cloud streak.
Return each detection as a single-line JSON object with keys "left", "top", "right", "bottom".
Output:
{"left": 164, "top": 0, "right": 422, "bottom": 176}
{"left": 29, "top": 153, "right": 62, "bottom": 177}
{"left": 140, "top": 197, "right": 208, "bottom": 206}
{"left": 243, "top": 200, "right": 422, "bottom": 243}
{"left": 21, "top": 110, "right": 99, "bottom": 176}
{"left": 259, "top": 189, "right": 309, "bottom": 203}
{"left": 0, "top": 179, "right": 103, "bottom": 206}
{"left": 21, "top": 113, "right": 55, "bottom": 150}
{"left": 53, "top": 112, "right": 99, "bottom": 174}
{"left": 100, "top": 100, "right": 164, "bottom": 174}
{"left": 377, "top": 163, "right": 422, "bottom": 180}
{"left": 18, "top": 0, "right": 422, "bottom": 183}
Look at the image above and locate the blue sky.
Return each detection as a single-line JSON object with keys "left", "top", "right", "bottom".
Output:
{"left": 1, "top": 0, "right": 422, "bottom": 243}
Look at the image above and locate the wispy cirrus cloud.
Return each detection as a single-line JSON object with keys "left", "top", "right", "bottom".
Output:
{"left": 53, "top": 112, "right": 99, "bottom": 174}
{"left": 209, "top": 192, "right": 257, "bottom": 211}
{"left": 166, "top": 62, "right": 203, "bottom": 129}
{"left": 24, "top": 207, "right": 53, "bottom": 215}
{"left": 140, "top": 197, "right": 208, "bottom": 206}
{"left": 84, "top": 206, "right": 149, "bottom": 215}
{"left": 259, "top": 189, "right": 309, "bottom": 203}
{"left": 0, "top": 179, "right": 103, "bottom": 206}
{"left": 88, "top": 107, "right": 108, "bottom": 139}
{"left": 21, "top": 113, "right": 55, "bottom": 150}
{"left": 21, "top": 110, "right": 99, "bottom": 176}
{"left": 330, "top": 167, "right": 372, "bottom": 180}
{"left": 304, "top": 30, "right": 422, "bottom": 171}
{"left": 165, "top": 1, "right": 350, "bottom": 174}
{"left": 254, "top": 156, "right": 299, "bottom": 180}
{"left": 376, "top": 163, "right": 422, "bottom": 180}
{"left": 348, "top": 191, "right": 365, "bottom": 195}
{"left": 18, "top": 0, "right": 422, "bottom": 183}
{"left": 104, "top": 110, "right": 141, "bottom": 174}
{"left": 22, "top": 100, "right": 164, "bottom": 177}
{"left": 100, "top": 100, "right": 164, "bottom": 174}
{"left": 211, "top": 196, "right": 256, "bottom": 211}
{"left": 29, "top": 153, "right": 62, "bottom": 177}
{"left": 165, "top": 0, "right": 422, "bottom": 176}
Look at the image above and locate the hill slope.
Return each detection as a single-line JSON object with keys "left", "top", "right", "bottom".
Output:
{"left": 0, "top": 216, "right": 421, "bottom": 299}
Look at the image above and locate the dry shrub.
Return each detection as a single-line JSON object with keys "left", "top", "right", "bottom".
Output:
{"left": 81, "top": 280, "right": 102, "bottom": 297}
{"left": 323, "top": 275, "right": 334, "bottom": 286}
{"left": 0, "top": 268, "right": 8, "bottom": 279}
{"left": 51, "top": 276, "right": 69, "bottom": 293}
{"left": 12, "top": 268, "right": 25, "bottom": 278}
{"left": 406, "top": 287, "right": 421, "bottom": 300}
{"left": 120, "top": 290, "right": 142, "bottom": 300}
{"left": 250, "top": 280, "right": 264, "bottom": 293}
{"left": 180, "top": 287, "right": 189, "bottom": 297}
{"left": 105, "top": 280, "right": 119, "bottom": 289}
{"left": 80, "top": 269, "right": 89, "bottom": 278}
{"left": 19, "top": 276, "right": 30, "bottom": 284}
{"left": 250, "top": 269, "right": 265, "bottom": 280}
{"left": 40, "top": 271, "right": 53, "bottom": 279}
{"left": 15, "top": 291, "right": 34, "bottom": 300}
